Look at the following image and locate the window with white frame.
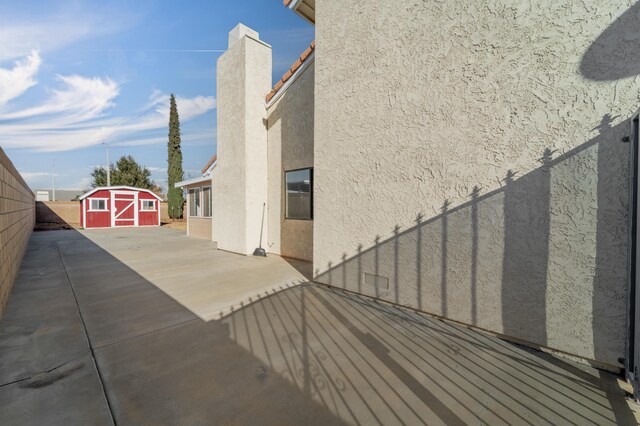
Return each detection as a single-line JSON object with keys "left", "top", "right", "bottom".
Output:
{"left": 189, "top": 188, "right": 201, "bottom": 217}
{"left": 202, "top": 187, "right": 212, "bottom": 218}
{"left": 90, "top": 199, "right": 107, "bottom": 211}
{"left": 141, "top": 200, "right": 156, "bottom": 211}
{"left": 187, "top": 187, "right": 212, "bottom": 218}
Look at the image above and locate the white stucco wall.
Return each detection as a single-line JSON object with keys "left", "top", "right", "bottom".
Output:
{"left": 266, "top": 62, "right": 315, "bottom": 261}
{"left": 212, "top": 30, "right": 272, "bottom": 255}
{"left": 313, "top": 1, "right": 638, "bottom": 368}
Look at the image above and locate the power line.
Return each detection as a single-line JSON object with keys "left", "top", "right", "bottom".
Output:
{"left": 77, "top": 48, "right": 226, "bottom": 53}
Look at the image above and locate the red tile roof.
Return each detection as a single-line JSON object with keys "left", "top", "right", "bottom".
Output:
{"left": 266, "top": 40, "right": 315, "bottom": 103}
{"left": 200, "top": 154, "right": 217, "bottom": 175}
{"left": 283, "top": 0, "right": 293, "bottom": 6}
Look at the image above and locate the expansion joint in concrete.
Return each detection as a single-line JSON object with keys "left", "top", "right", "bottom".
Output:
{"left": 56, "top": 242, "right": 117, "bottom": 426}
{"left": 93, "top": 317, "right": 200, "bottom": 350}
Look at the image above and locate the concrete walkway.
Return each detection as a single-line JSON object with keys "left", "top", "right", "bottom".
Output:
{"left": 0, "top": 228, "right": 638, "bottom": 425}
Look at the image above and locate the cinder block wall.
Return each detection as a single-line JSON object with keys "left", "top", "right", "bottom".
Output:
{"left": 0, "top": 148, "right": 35, "bottom": 317}
{"left": 36, "top": 202, "right": 80, "bottom": 226}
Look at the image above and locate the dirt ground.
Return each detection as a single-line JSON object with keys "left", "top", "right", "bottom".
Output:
{"left": 34, "top": 220, "right": 186, "bottom": 232}
{"left": 33, "top": 222, "right": 79, "bottom": 232}
{"left": 161, "top": 220, "right": 187, "bottom": 230}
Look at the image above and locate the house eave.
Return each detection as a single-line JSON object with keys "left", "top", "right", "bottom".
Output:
{"left": 174, "top": 176, "right": 212, "bottom": 188}
{"left": 285, "top": 0, "right": 315, "bottom": 25}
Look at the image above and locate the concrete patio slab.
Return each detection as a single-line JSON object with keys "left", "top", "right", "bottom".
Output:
{"left": 94, "top": 313, "right": 343, "bottom": 425}
{"left": 0, "top": 230, "right": 113, "bottom": 426}
{"left": 60, "top": 247, "right": 199, "bottom": 347}
{"left": 1, "top": 227, "right": 637, "bottom": 425}
{"left": 0, "top": 233, "right": 89, "bottom": 385}
{"left": 0, "top": 283, "right": 87, "bottom": 385}
{"left": 0, "top": 354, "right": 113, "bottom": 426}
{"left": 80, "top": 227, "right": 310, "bottom": 321}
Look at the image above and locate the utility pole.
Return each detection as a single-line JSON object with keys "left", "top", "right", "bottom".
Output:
{"left": 103, "top": 142, "right": 111, "bottom": 186}
{"left": 52, "top": 159, "right": 56, "bottom": 202}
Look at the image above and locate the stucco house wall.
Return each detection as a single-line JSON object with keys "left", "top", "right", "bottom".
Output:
{"left": 266, "top": 62, "right": 315, "bottom": 261}
{"left": 188, "top": 217, "right": 212, "bottom": 240}
{"left": 212, "top": 28, "right": 272, "bottom": 255}
{"left": 313, "top": 1, "right": 638, "bottom": 368}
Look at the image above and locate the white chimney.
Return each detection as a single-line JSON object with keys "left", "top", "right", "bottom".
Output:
{"left": 228, "top": 23, "right": 260, "bottom": 49}
{"left": 213, "top": 24, "right": 272, "bottom": 255}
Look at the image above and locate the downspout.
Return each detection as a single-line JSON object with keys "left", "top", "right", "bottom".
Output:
{"left": 266, "top": 102, "right": 273, "bottom": 250}
{"left": 186, "top": 188, "right": 190, "bottom": 236}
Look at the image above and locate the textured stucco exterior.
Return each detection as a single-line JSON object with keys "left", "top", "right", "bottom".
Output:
{"left": 188, "top": 217, "right": 212, "bottom": 240}
{"left": 313, "top": 1, "right": 637, "bottom": 368}
{"left": 212, "top": 30, "right": 272, "bottom": 255}
{"left": 0, "top": 148, "right": 35, "bottom": 318}
{"left": 266, "top": 61, "right": 315, "bottom": 261}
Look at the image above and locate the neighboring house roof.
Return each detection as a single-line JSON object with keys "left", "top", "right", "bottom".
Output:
{"left": 79, "top": 186, "right": 163, "bottom": 201}
{"left": 174, "top": 176, "right": 212, "bottom": 188}
{"left": 175, "top": 155, "right": 217, "bottom": 188}
{"left": 266, "top": 40, "right": 315, "bottom": 103}
{"left": 33, "top": 189, "right": 84, "bottom": 201}
{"left": 201, "top": 154, "right": 217, "bottom": 175}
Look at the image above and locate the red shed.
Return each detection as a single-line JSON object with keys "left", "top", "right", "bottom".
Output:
{"left": 80, "top": 186, "right": 162, "bottom": 229}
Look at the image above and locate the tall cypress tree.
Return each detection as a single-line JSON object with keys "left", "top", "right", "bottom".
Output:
{"left": 167, "top": 94, "right": 184, "bottom": 219}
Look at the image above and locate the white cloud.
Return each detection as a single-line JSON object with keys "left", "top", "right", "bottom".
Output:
{"left": 0, "top": 51, "right": 41, "bottom": 106}
{"left": 178, "top": 96, "right": 217, "bottom": 118}
{"left": 0, "top": 74, "right": 119, "bottom": 122}
{"left": 0, "top": 53, "right": 215, "bottom": 152}
{"left": 74, "top": 176, "right": 93, "bottom": 190}
{"left": 19, "top": 171, "right": 51, "bottom": 179}
{"left": 148, "top": 166, "right": 167, "bottom": 173}
{"left": 0, "top": 9, "right": 132, "bottom": 60}
{"left": 18, "top": 171, "right": 57, "bottom": 190}
{"left": 112, "top": 136, "right": 165, "bottom": 147}
{"left": 117, "top": 93, "right": 215, "bottom": 133}
{"left": 115, "top": 129, "right": 216, "bottom": 148}
{"left": 2, "top": 21, "right": 89, "bottom": 60}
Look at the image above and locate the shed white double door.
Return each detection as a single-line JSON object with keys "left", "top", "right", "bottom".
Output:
{"left": 110, "top": 191, "right": 138, "bottom": 227}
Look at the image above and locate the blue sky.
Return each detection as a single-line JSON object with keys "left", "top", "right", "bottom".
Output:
{"left": 0, "top": 0, "right": 313, "bottom": 191}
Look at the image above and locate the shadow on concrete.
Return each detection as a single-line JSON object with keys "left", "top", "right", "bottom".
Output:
{"left": 2, "top": 228, "right": 636, "bottom": 424}
{"left": 228, "top": 282, "right": 637, "bottom": 424}
{"left": 282, "top": 256, "right": 314, "bottom": 281}
{"left": 0, "top": 229, "right": 344, "bottom": 425}
{"left": 34, "top": 202, "right": 75, "bottom": 231}
{"left": 580, "top": 2, "right": 640, "bottom": 81}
